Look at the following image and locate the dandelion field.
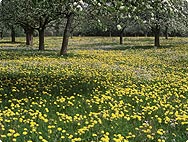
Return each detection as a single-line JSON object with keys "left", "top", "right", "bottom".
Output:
{"left": 0, "top": 37, "right": 188, "bottom": 142}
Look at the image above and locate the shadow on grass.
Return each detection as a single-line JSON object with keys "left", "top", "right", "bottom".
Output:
{"left": 0, "top": 48, "right": 84, "bottom": 61}
{"left": 0, "top": 48, "right": 61, "bottom": 60}
{"left": 74, "top": 43, "right": 175, "bottom": 51}
{"left": 0, "top": 41, "right": 24, "bottom": 44}
{"left": 0, "top": 42, "right": 176, "bottom": 60}
{"left": 74, "top": 42, "right": 119, "bottom": 49}
{"left": 0, "top": 73, "right": 107, "bottom": 102}
{"left": 103, "top": 44, "right": 174, "bottom": 50}
{"left": 125, "top": 37, "right": 154, "bottom": 42}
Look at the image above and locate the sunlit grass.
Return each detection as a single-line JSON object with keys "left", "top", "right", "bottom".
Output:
{"left": 0, "top": 36, "right": 188, "bottom": 142}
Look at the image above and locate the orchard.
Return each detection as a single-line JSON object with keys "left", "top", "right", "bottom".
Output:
{"left": 0, "top": 0, "right": 188, "bottom": 142}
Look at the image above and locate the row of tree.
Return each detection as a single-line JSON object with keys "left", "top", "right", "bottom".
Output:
{"left": 0, "top": 0, "right": 187, "bottom": 55}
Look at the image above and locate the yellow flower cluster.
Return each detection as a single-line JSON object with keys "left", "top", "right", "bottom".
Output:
{"left": 0, "top": 37, "right": 187, "bottom": 141}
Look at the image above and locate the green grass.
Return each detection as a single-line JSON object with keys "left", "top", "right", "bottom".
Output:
{"left": 0, "top": 36, "right": 188, "bottom": 142}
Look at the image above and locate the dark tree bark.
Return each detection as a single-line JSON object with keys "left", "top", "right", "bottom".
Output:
{"left": 0, "top": 32, "right": 3, "bottom": 39}
{"left": 70, "top": 28, "right": 74, "bottom": 39}
{"left": 25, "top": 28, "right": 34, "bottom": 46}
{"left": 154, "top": 24, "right": 160, "bottom": 47}
{"left": 60, "top": 13, "right": 74, "bottom": 55}
{"left": 120, "top": 32, "right": 123, "bottom": 45}
{"left": 38, "top": 28, "right": 45, "bottom": 50}
{"left": 165, "top": 26, "right": 168, "bottom": 40}
{"left": 11, "top": 26, "right": 16, "bottom": 43}
{"left": 119, "top": 27, "right": 126, "bottom": 45}
{"left": 109, "top": 31, "right": 112, "bottom": 37}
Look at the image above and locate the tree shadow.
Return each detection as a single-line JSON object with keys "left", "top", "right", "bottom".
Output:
{"left": 102, "top": 44, "right": 174, "bottom": 51}
{"left": 0, "top": 41, "right": 24, "bottom": 44}
{"left": 72, "top": 42, "right": 118, "bottom": 50}
{"left": 0, "top": 47, "right": 89, "bottom": 62}
{"left": 74, "top": 43, "right": 175, "bottom": 51}
{"left": 0, "top": 48, "right": 60, "bottom": 59}
{"left": 0, "top": 73, "right": 107, "bottom": 103}
{"left": 0, "top": 43, "right": 175, "bottom": 61}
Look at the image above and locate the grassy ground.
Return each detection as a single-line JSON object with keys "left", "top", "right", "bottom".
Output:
{"left": 0, "top": 36, "right": 188, "bottom": 142}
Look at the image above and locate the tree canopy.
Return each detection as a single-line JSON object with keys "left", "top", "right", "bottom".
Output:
{"left": 0, "top": 0, "right": 186, "bottom": 54}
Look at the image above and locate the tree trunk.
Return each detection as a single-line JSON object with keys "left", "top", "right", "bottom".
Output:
{"left": 11, "top": 26, "right": 16, "bottom": 43}
{"left": 60, "top": 13, "right": 74, "bottom": 55}
{"left": 70, "top": 33, "right": 73, "bottom": 39}
{"left": 120, "top": 31, "right": 123, "bottom": 45}
{"left": 0, "top": 32, "right": 3, "bottom": 39}
{"left": 55, "top": 22, "right": 60, "bottom": 36}
{"left": 70, "top": 29, "right": 73, "bottom": 39}
{"left": 165, "top": 26, "right": 168, "bottom": 40}
{"left": 154, "top": 24, "right": 160, "bottom": 47}
{"left": 26, "top": 28, "right": 34, "bottom": 46}
{"left": 38, "top": 28, "right": 45, "bottom": 50}
{"left": 119, "top": 27, "right": 126, "bottom": 45}
{"left": 109, "top": 31, "right": 111, "bottom": 37}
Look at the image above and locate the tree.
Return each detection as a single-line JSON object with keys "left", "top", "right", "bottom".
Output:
{"left": 1, "top": 0, "right": 17, "bottom": 42}
{"left": 90, "top": 0, "right": 144, "bottom": 45}
{"left": 141, "top": 0, "right": 181, "bottom": 47}
{"left": 15, "top": 0, "right": 60, "bottom": 50}
{"left": 1, "top": 0, "right": 34, "bottom": 44}
{"left": 0, "top": 1, "right": 3, "bottom": 39}
{"left": 58, "top": 0, "right": 87, "bottom": 55}
{"left": 1, "top": 0, "right": 60, "bottom": 49}
{"left": 30, "top": 0, "right": 60, "bottom": 50}
{"left": 177, "top": 0, "right": 188, "bottom": 36}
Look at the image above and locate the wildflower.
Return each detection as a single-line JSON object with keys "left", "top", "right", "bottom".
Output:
{"left": 57, "top": 127, "right": 62, "bottom": 131}
{"left": 23, "top": 131, "right": 28, "bottom": 135}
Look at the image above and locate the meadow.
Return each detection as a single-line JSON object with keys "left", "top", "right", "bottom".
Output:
{"left": 0, "top": 36, "right": 188, "bottom": 142}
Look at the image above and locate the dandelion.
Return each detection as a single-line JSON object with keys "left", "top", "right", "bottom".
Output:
{"left": 57, "top": 127, "right": 62, "bottom": 131}
{"left": 23, "top": 131, "right": 28, "bottom": 135}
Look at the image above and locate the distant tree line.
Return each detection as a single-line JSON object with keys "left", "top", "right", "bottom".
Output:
{"left": 0, "top": 0, "right": 187, "bottom": 55}
{"left": 1, "top": 20, "right": 186, "bottom": 38}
